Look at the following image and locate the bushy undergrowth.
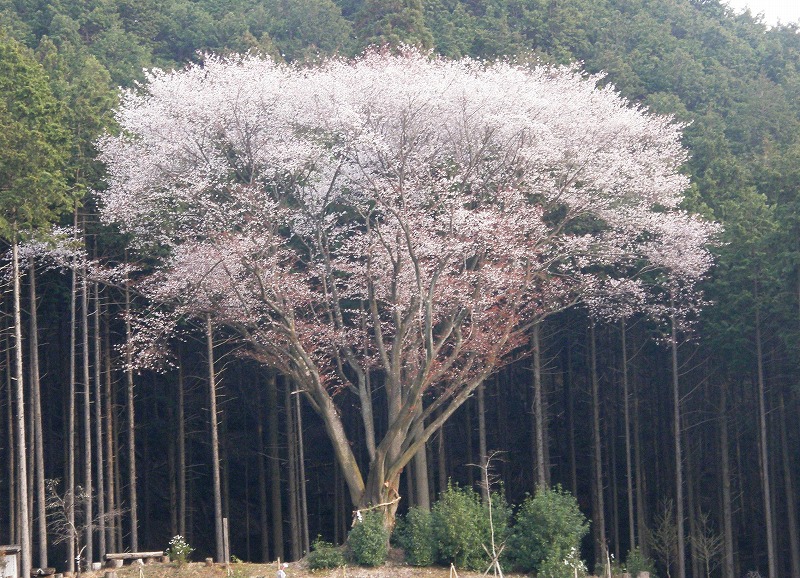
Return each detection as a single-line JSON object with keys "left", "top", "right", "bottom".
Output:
{"left": 429, "top": 484, "right": 510, "bottom": 571}
{"left": 394, "top": 507, "right": 436, "bottom": 566}
{"left": 307, "top": 537, "right": 346, "bottom": 570}
{"left": 507, "top": 485, "right": 589, "bottom": 574}
{"left": 348, "top": 511, "right": 388, "bottom": 566}
{"left": 625, "top": 546, "right": 657, "bottom": 577}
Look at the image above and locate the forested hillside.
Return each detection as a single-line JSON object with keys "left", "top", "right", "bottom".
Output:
{"left": 1, "top": 1, "right": 799, "bottom": 578}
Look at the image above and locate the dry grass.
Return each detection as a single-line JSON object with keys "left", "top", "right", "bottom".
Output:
{"left": 87, "top": 557, "right": 530, "bottom": 578}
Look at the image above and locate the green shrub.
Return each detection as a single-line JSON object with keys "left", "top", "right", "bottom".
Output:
{"left": 394, "top": 507, "right": 435, "bottom": 566}
{"left": 432, "top": 484, "right": 487, "bottom": 570}
{"left": 166, "top": 535, "right": 193, "bottom": 565}
{"left": 625, "top": 547, "right": 657, "bottom": 577}
{"left": 536, "top": 548, "right": 588, "bottom": 578}
{"left": 348, "top": 511, "right": 388, "bottom": 566}
{"left": 307, "top": 536, "right": 346, "bottom": 570}
{"left": 507, "top": 485, "right": 589, "bottom": 573}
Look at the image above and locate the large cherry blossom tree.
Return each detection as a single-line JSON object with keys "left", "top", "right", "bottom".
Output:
{"left": 98, "top": 49, "right": 716, "bottom": 527}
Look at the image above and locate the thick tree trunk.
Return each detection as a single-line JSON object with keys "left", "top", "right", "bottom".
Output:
{"left": 589, "top": 324, "right": 607, "bottom": 567}
{"left": 206, "top": 316, "right": 225, "bottom": 562}
{"left": 29, "top": 261, "right": 48, "bottom": 568}
{"left": 124, "top": 283, "right": 138, "bottom": 552}
{"left": 670, "top": 311, "right": 686, "bottom": 578}
{"left": 11, "top": 240, "right": 31, "bottom": 578}
{"left": 267, "top": 373, "right": 283, "bottom": 561}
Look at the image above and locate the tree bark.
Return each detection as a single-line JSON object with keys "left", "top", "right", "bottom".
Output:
{"left": 531, "top": 323, "right": 547, "bottom": 489}
{"left": 719, "top": 382, "right": 735, "bottom": 578}
{"left": 755, "top": 305, "right": 777, "bottom": 578}
{"left": 267, "top": 373, "right": 283, "bottom": 561}
{"left": 476, "top": 382, "right": 488, "bottom": 504}
{"left": 590, "top": 323, "right": 607, "bottom": 567}
{"left": 295, "top": 392, "right": 310, "bottom": 555}
{"left": 670, "top": 310, "right": 686, "bottom": 578}
{"left": 68, "top": 245, "right": 77, "bottom": 573}
{"left": 93, "top": 283, "right": 106, "bottom": 560}
{"left": 124, "top": 282, "right": 138, "bottom": 551}
{"left": 779, "top": 391, "right": 800, "bottom": 578}
{"left": 177, "top": 352, "right": 187, "bottom": 538}
{"left": 11, "top": 240, "right": 31, "bottom": 578}
{"left": 206, "top": 315, "right": 225, "bottom": 562}
{"left": 285, "top": 382, "right": 301, "bottom": 561}
{"left": 81, "top": 263, "right": 93, "bottom": 566}
{"left": 621, "top": 320, "right": 636, "bottom": 551}
{"left": 29, "top": 261, "right": 48, "bottom": 568}
{"left": 257, "top": 396, "right": 269, "bottom": 561}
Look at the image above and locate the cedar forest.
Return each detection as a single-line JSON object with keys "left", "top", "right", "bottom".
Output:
{"left": 0, "top": 1, "right": 798, "bottom": 578}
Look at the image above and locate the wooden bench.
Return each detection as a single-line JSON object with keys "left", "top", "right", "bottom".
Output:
{"left": 105, "top": 552, "right": 167, "bottom": 567}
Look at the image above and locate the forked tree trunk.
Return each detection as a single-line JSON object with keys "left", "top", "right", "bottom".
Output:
{"left": 205, "top": 315, "right": 225, "bottom": 562}
{"left": 11, "top": 239, "right": 31, "bottom": 578}
{"left": 29, "top": 261, "right": 48, "bottom": 568}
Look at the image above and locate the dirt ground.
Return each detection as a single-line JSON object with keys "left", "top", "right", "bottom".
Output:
{"left": 85, "top": 555, "right": 532, "bottom": 578}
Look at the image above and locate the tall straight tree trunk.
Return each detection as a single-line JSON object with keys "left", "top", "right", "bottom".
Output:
{"left": 177, "top": 355, "right": 187, "bottom": 539}
{"left": 285, "top": 382, "right": 300, "bottom": 561}
{"left": 103, "top": 317, "right": 118, "bottom": 552}
{"left": 68, "top": 244, "right": 77, "bottom": 574}
{"left": 29, "top": 261, "right": 48, "bottom": 568}
{"left": 476, "top": 382, "right": 488, "bottom": 504}
{"left": 205, "top": 316, "right": 225, "bottom": 562}
{"left": 633, "top": 366, "right": 648, "bottom": 558}
{"left": 266, "top": 373, "right": 283, "bottom": 561}
{"left": 7, "top": 337, "right": 16, "bottom": 545}
{"left": 621, "top": 320, "right": 635, "bottom": 551}
{"left": 93, "top": 283, "right": 106, "bottom": 560}
{"left": 589, "top": 323, "right": 607, "bottom": 566}
{"left": 531, "top": 323, "right": 547, "bottom": 489}
{"left": 11, "top": 239, "right": 31, "bottom": 578}
{"left": 755, "top": 304, "right": 777, "bottom": 578}
{"left": 257, "top": 396, "right": 269, "bottom": 562}
{"left": 719, "top": 382, "right": 735, "bottom": 578}
{"left": 124, "top": 282, "right": 138, "bottom": 551}
{"left": 670, "top": 309, "right": 686, "bottom": 578}
{"left": 779, "top": 391, "right": 800, "bottom": 578}
{"left": 295, "top": 393, "right": 310, "bottom": 555}
{"left": 81, "top": 264, "right": 93, "bottom": 566}
{"left": 563, "top": 337, "right": 577, "bottom": 496}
